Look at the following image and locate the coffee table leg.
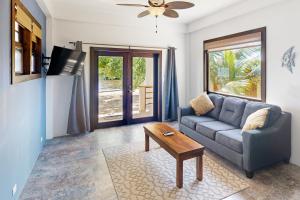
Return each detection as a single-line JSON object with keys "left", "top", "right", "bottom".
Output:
{"left": 145, "top": 132, "right": 149, "bottom": 152}
{"left": 196, "top": 156, "right": 203, "bottom": 181}
{"left": 176, "top": 159, "right": 183, "bottom": 188}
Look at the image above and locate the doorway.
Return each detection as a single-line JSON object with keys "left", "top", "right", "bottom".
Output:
{"left": 90, "top": 47, "right": 162, "bottom": 130}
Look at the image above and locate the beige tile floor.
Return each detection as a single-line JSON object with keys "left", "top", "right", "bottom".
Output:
{"left": 20, "top": 123, "right": 300, "bottom": 200}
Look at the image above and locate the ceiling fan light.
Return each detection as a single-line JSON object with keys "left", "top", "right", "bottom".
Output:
{"left": 148, "top": 7, "right": 166, "bottom": 16}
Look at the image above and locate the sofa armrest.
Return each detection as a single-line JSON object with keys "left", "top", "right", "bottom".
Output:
{"left": 178, "top": 106, "right": 194, "bottom": 122}
{"left": 242, "top": 112, "right": 291, "bottom": 171}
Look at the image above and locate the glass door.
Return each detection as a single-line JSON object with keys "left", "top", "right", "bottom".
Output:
{"left": 90, "top": 48, "right": 161, "bottom": 129}
{"left": 97, "top": 52, "right": 128, "bottom": 127}
{"left": 129, "top": 54, "right": 157, "bottom": 123}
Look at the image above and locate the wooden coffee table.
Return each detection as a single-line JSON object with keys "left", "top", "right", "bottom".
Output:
{"left": 144, "top": 123, "right": 205, "bottom": 188}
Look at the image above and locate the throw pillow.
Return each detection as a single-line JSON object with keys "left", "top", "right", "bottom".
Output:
{"left": 190, "top": 93, "right": 215, "bottom": 116}
{"left": 242, "top": 108, "right": 269, "bottom": 132}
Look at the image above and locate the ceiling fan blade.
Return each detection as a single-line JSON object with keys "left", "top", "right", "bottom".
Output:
{"left": 163, "top": 9, "right": 179, "bottom": 18}
{"left": 165, "top": 1, "right": 195, "bottom": 9}
{"left": 116, "top": 4, "right": 149, "bottom": 7}
{"left": 138, "top": 10, "right": 150, "bottom": 18}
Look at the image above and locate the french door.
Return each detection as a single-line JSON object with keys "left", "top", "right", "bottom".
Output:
{"left": 90, "top": 48, "right": 162, "bottom": 130}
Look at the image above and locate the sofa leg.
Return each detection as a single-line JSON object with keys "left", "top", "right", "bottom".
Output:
{"left": 283, "top": 158, "right": 290, "bottom": 164}
{"left": 245, "top": 171, "right": 254, "bottom": 179}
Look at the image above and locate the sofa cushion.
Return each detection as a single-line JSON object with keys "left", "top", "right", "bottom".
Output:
{"left": 206, "top": 94, "right": 224, "bottom": 119}
{"left": 240, "top": 102, "right": 282, "bottom": 128}
{"left": 190, "top": 93, "right": 215, "bottom": 116}
{"left": 242, "top": 108, "right": 269, "bottom": 132}
{"left": 216, "top": 129, "right": 243, "bottom": 153}
{"left": 219, "top": 97, "right": 247, "bottom": 127}
{"left": 196, "top": 121, "right": 236, "bottom": 140}
{"left": 181, "top": 116, "right": 215, "bottom": 130}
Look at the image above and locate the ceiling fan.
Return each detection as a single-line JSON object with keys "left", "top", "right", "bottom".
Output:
{"left": 116, "top": 0, "right": 195, "bottom": 18}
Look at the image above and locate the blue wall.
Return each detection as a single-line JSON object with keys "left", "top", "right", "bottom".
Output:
{"left": 0, "top": 0, "right": 46, "bottom": 199}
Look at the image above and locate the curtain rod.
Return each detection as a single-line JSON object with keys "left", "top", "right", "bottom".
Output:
{"left": 68, "top": 41, "right": 176, "bottom": 50}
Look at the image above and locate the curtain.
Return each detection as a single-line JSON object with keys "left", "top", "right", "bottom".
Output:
{"left": 67, "top": 71, "right": 90, "bottom": 135}
{"left": 67, "top": 41, "right": 90, "bottom": 135}
{"left": 164, "top": 47, "right": 179, "bottom": 121}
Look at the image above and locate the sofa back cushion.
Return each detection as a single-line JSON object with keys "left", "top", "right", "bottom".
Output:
{"left": 190, "top": 93, "right": 215, "bottom": 116}
{"left": 219, "top": 97, "right": 247, "bottom": 127}
{"left": 240, "top": 102, "right": 282, "bottom": 128}
{"left": 206, "top": 94, "right": 224, "bottom": 119}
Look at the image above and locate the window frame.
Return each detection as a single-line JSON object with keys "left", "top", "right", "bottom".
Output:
{"left": 203, "top": 27, "right": 267, "bottom": 102}
{"left": 11, "top": 0, "right": 42, "bottom": 84}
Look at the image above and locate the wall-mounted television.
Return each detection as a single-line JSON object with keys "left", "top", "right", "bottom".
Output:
{"left": 47, "top": 46, "right": 86, "bottom": 76}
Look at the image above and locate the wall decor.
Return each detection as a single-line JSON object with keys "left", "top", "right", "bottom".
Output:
{"left": 11, "top": 0, "right": 43, "bottom": 84}
{"left": 282, "top": 46, "right": 296, "bottom": 73}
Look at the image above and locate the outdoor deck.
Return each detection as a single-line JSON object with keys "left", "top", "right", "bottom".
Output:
{"left": 98, "top": 88, "right": 153, "bottom": 123}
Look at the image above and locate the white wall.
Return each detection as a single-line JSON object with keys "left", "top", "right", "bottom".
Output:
{"left": 187, "top": 0, "right": 300, "bottom": 165}
{"left": 46, "top": 76, "right": 73, "bottom": 139}
{"left": 46, "top": 18, "right": 187, "bottom": 138}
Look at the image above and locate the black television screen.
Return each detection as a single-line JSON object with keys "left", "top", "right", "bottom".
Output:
{"left": 47, "top": 46, "right": 86, "bottom": 75}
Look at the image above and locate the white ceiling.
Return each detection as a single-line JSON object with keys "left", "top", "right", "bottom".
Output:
{"left": 40, "top": 0, "right": 244, "bottom": 24}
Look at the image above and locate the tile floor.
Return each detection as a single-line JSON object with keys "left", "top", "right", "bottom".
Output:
{"left": 20, "top": 123, "right": 300, "bottom": 200}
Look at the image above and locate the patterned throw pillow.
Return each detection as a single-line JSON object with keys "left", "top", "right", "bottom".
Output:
{"left": 190, "top": 93, "right": 215, "bottom": 116}
{"left": 242, "top": 108, "right": 269, "bottom": 132}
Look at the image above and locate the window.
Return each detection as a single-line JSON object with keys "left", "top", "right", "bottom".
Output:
{"left": 11, "top": 0, "right": 43, "bottom": 84}
{"left": 14, "top": 22, "right": 24, "bottom": 74}
{"left": 204, "top": 28, "right": 266, "bottom": 101}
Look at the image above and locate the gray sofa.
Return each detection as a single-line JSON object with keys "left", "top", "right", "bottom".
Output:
{"left": 178, "top": 94, "right": 291, "bottom": 178}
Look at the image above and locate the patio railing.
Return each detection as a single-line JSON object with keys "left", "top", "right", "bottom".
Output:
{"left": 139, "top": 85, "right": 153, "bottom": 112}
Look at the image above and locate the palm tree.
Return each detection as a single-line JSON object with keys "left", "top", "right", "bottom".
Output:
{"left": 224, "top": 50, "right": 236, "bottom": 81}
{"left": 209, "top": 46, "right": 261, "bottom": 98}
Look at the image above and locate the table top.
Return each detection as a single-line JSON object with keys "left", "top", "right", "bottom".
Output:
{"left": 144, "top": 123, "right": 204, "bottom": 159}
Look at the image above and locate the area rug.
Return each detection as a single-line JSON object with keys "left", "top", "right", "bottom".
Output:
{"left": 103, "top": 142, "right": 249, "bottom": 200}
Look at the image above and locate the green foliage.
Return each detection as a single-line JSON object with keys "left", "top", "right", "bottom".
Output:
{"left": 208, "top": 52, "right": 221, "bottom": 90}
{"left": 99, "top": 56, "right": 123, "bottom": 80}
{"left": 208, "top": 46, "right": 261, "bottom": 98}
{"left": 224, "top": 51, "right": 236, "bottom": 81}
{"left": 132, "top": 57, "right": 146, "bottom": 89}
{"left": 98, "top": 56, "right": 146, "bottom": 90}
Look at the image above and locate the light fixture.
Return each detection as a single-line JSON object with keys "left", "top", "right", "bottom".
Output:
{"left": 148, "top": 5, "right": 166, "bottom": 33}
{"left": 148, "top": 6, "right": 166, "bottom": 16}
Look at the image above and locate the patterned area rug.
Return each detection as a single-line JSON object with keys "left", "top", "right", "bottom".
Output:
{"left": 103, "top": 142, "right": 249, "bottom": 200}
